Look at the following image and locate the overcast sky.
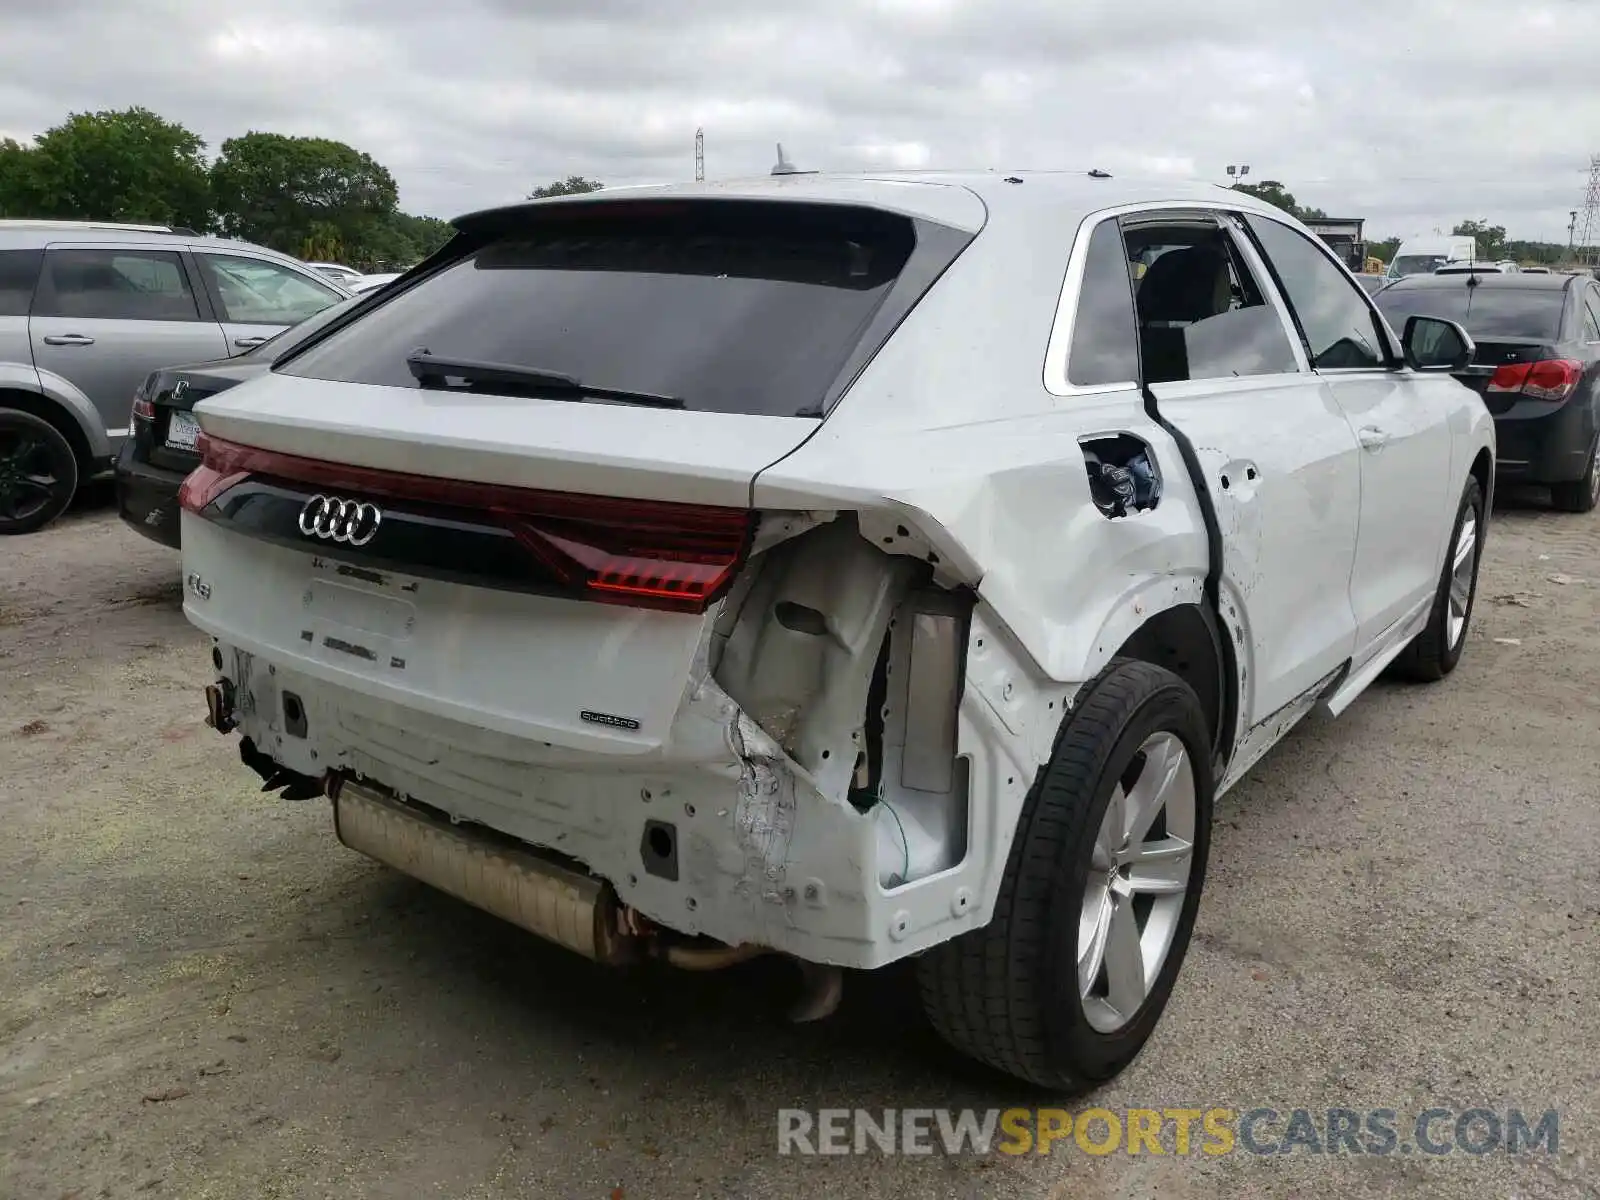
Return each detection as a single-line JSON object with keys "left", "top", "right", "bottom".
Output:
{"left": 3, "top": 0, "right": 1598, "bottom": 243}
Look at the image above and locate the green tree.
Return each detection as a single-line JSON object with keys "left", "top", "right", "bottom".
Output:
{"left": 6, "top": 107, "right": 210, "bottom": 228}
{"left": 1231, "top": 180, "right": 1326, "bottom": 221}
{"left": 356, "top": 211, "right": 455, "bottom": 270}
{"left": 298, "top": 222, "right": 346, "bottom": 265}
{"left": 528, "top": 175, "right": 603, "bottom": 199}
{"left": 0, "top": 137, "right": 37, "bottom": 216}
{"left": 211, "top": 132, "right": 398, "bottom": 257}
{"left": 1451, "top": 219, "right": 1507, "bottom": 261}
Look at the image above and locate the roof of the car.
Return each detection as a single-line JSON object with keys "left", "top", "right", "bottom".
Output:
{"left": 1383, "top": 272, "right": 1574, "bottom": 292}
{"left": 452, "top": 171, "right": 1299, "bottom": 236}
{"left": 0, "top": 221, "right": 308, "bottom": 264}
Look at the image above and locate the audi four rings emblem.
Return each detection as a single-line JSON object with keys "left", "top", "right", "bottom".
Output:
{"left": 297, "top": 495, "right": 382, "bottom": 546}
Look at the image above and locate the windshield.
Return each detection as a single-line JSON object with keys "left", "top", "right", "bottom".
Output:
{"left": 277, "top": 203, "right": 917, "bottom": 417}
{"left": 1376, "top": 286, "right": 1565, "bottom": 341}
{"left": 1390, "top": 254, "right": 1449, "bottom": 278}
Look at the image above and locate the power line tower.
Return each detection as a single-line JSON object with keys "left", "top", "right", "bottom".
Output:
{"left": 1581, "top": 154, "right": 1600, "bottom": 264}
{"left": 694, "top": 128, "right": 704, "bottom": 183}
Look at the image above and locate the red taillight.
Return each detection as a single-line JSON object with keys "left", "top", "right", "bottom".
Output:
{"left": 1486, "top": 359, "right": 1583, "bottom": 401}
{"left": 180, "top": 434, "right": 753, "bottom": 613}
{"left": 178, "top": 436, "right": 248, "bottom": 514}
{"left": 131, "top": 398, "right": 155, "bottom": 422}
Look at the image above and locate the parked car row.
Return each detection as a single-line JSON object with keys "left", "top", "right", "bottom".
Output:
{"left": 0, "top": 220, "right": 353, "bottom": 533}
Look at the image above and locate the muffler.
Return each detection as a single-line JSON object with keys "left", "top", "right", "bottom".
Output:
{"left": 332, "top": 779, "right": 633, "bottom": 964}
{"left": 329, "top": 779, "right": 840, "bottom": 1017}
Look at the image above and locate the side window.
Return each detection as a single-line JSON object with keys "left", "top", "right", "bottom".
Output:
{"left": 0, "top": 249, "right": 43, "bottom": 317}
{"left": 1067, "top": 219, "right": 1140, "bottom": 386}
{"left": 1246, "top": 217, "right": 1386, "bottom": 369}
{"left": 1121, "top": 220, "right": 1299, "bottom": 384}
{"left": 35, "top": 249, "right": 200, "bottom": 321}
{"left": 198, "top": 254, "right": 342, "bottom": 325}
{"left": 1582, "top": 289, "right": 1600, "bottom": 342}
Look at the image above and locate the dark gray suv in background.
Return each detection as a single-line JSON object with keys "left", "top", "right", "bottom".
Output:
{"left": 0, "top": 220, "right": 350, "bottom": 534}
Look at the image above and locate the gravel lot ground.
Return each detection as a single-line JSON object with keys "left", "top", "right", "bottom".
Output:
{"left": 2, "top": 490, "right": 1598, "bottom": 1200}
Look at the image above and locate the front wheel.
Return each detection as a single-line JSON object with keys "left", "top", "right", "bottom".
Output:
{"left": 917, "top": 658, "right": 1214, "bottom": 1090}
{"left": 1390, "top": 475, "right": 1484, "bottom": 682}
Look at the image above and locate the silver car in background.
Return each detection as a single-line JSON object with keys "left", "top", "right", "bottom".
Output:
{"left": 0, "top": 220, "right": 351, "bottom": 533}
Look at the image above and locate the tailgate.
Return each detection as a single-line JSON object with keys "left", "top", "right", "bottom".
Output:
{"left": 180, "top": 194, "right": 980, "bottom": 751}
{"left": 182, "top": 507, "right": 709, "bottom": 752}
{"left": 193, "top": 372, "right": 818, "bottom": 508}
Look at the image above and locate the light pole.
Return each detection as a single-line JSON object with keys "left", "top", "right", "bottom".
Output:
{"left": 1226, "top": 164, "right": 1250, "bottom": 188}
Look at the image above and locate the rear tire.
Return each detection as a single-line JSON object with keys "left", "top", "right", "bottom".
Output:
{"left": 1550, "top": 440, "right": 1598, "bottom": 514}
{"left": 0, "top": 408, "right": 79, "bottom": 536}
{"left": 1391, "top": 475, "right": 1483, "bottom": 682}
{"left": 917, "top": 658, "right": 1213, "bottom": 1090}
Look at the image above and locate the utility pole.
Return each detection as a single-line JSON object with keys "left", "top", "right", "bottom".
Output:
{"left": 694, "top": 128, "right": 704, "bottom": 183}
{"left": 1581, "top": 154, "right": 1600, "bottom": 265}
{"left": 1570, "top": 210, "right": 1579, "bottom": 257}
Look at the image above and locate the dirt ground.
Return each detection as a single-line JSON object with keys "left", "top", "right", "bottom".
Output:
{"left": 2, "top": 486, "right": 1598, "bottom": 1200}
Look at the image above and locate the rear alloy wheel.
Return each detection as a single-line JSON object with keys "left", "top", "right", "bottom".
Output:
{"left": 1391, "top": 475, "right": 1483, "bottom": 682}
{"left": 917, "top": 658, "right": 1213, "bottom": 1090}
{"left": 0, "top": 409, "right": 78, "bottom": 535}
{"left": 1550, "top": 440, "right": 1599, "bottom": 514}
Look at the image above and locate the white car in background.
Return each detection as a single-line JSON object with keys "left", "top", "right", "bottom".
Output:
{"left": 178, "top": 172, "right": 1494, "bottom": 1089}
{"left": 309, "top": 262, "right": 366, "bottom": 289}
{"left": 351, "top": 272, "right": 401, "bottom": 294}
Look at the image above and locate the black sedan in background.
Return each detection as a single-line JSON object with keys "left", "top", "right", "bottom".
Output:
{"left": 116, "top": 295, "right": 364, "bottom": 548}
{"left": 1377, "top": 272, "right": 1600, "bottom": 512}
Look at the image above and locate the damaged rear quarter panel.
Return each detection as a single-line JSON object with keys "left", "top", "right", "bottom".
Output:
{"left": 747, "top": 205, "right": 1221, "bottom": 938}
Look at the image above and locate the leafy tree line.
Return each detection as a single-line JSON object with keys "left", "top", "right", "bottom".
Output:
{"left": 0, "top": 107, "right": 454, "bottom": 271}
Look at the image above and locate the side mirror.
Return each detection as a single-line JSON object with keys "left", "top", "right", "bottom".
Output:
{"left": 1402, "top": 314, "right": 1474, "bottom": 372}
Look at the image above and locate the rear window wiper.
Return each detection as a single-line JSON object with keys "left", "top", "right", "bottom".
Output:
{"left": 405, "top": 350, "right": 685, "bottom": 409}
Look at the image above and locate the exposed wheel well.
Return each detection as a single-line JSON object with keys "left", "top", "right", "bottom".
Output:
{"left": 1470, "top": 446, "right": 1494, "bottom": 512}
{"left": 0, "top": 387, "right": 93, "bottom": 474}
{"left": 1112, "top": 602, "right": 1233, "bottom": 765}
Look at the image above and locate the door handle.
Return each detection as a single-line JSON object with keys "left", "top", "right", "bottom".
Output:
{"left": 41, "top": 333, "right": 95, "bottom": 346}
{"left": 1358, "top": 426, "right": 1389, "bottom": 452}
{"left": 233, "top": 336, "right": 268, "bottom": 349}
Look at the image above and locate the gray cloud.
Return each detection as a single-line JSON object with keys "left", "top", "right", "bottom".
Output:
{"left": 1, "top": 0, "right": 1596, "bottom": 241}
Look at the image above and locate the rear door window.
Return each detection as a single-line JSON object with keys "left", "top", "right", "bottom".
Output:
{"left": 0, "top": 249, "right": 43, "bottom": 316}
{"left": 278, "top": 203, "right": 919, "bottom": 417}
{"left": 1119, "top": 218, "right": 1300, "bottom": 384}
{"left": 198, "top": 254, "right": 343, "bottom": 325}
{"left": 34, "top": 249, "right": 202, "bottom": 321}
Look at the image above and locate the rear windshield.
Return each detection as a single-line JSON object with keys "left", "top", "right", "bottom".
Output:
{"left": 277, "top": 203, "right": 917, "bottom": 418}
{"left": 1376, "top": 285, "right": 1566, "bottom": 341}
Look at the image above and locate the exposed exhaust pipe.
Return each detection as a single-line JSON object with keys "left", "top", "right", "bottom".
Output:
{"left": 333, "top": 779, "right": 634, "bottom": 964}
{"left": 330, "top": 777, "right": 845, "bottom": 1020}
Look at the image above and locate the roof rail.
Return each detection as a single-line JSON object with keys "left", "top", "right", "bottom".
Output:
{"left": 0, "top": 219, "right": 190, "bottom": 235}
